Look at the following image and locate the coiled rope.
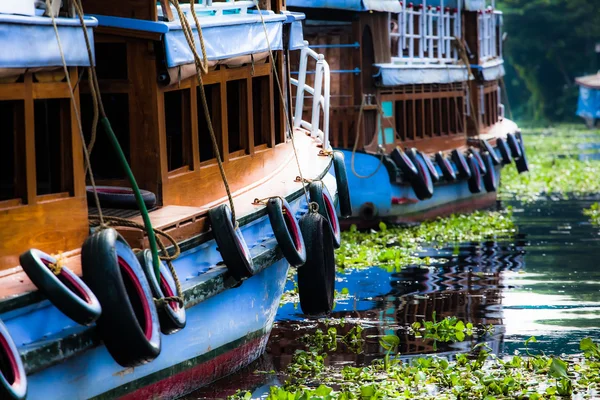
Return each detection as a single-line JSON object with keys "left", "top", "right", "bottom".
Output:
{"left": 350, "top": 95, "right": 386, "bottom": 179}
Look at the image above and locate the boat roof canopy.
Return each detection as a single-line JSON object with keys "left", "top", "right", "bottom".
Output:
{"left": 576, "top": 73, "right": 600, "bottom": 90}
{"left": 286, "top": 0, "right": 463, "bottom": 11}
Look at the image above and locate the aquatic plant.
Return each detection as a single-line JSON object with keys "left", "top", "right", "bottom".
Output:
{"left": 583, "top": 202, "right": 600, "bottom": 225}
{"left": 230, "top": 336, "right": 600, "bottom": 399}
{"left": 500, "top": 124, "right": 600, "bottom": 201}
{"left": 336, "top": 209, "right": 516, "bottom": 271}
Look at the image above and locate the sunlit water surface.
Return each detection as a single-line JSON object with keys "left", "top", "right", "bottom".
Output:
{"left": 187, "top": 197, "right": 600, "bottom": 399}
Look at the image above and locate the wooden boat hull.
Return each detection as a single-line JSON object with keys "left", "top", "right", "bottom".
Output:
{"left": 338, "top": 149, "right": 501, "bottom": 228}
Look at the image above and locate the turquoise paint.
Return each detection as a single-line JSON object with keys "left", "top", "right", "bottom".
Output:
{"left": 382, "top": 101, "right": 393, "bottom": 118}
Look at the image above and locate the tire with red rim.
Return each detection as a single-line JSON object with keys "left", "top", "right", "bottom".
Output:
{"left": 297, "top": 212, "right": 335, "bottom": 315}
{"left": 86, "top": 186, "right": 156, "bottom": 209}
{"left": 390, "top": 147, "right": 418, "bottom": 180}
{"left": 309, "top": 182, "right": 341, "bottom": 249}
{"left": 506, "top": 133, "right": 522, "bottom": 158}
{"left": 267, "top": 198, "right": 306, "bottom": 267}
{"left": 435, "top": 152, "right": 457, "bottom": 182}
{"left": 467, "top": 155, "right": 482, "bottom": 194}
{"left": 406, "top": 149, "right": 434, "bottom": 200}
{"left": 417, "top": 150, "right": 440, "bottom": 183}
{"left": 209, "top": 204, "right": 256, "bottom": 281}
{"left": 470, "top": 148, "right": 488, "bottom": 175}
{"left": 451, "top": 149, "right": 471, "bottom": 180}
{"left": 82, "top": 228, "right": 161, "bottom": 367}
{"left": 332, "top": 152, "right": 353, "bottom": 217}
{"left": 137, "top": 250, "right": 186, "bottom": 335}
{"left": 19, "top": 249, "right": 102, "bottom": 326}
{"left": 0, "top": 319, "right": 26, "bottom": 400}
{"left": 496, "top": 138, "right": 512, "bottom": 165}
{"left": 482, "top": 151, "right": 498, "bottom": 192}
{"left": 481, "top": 140, "right": 501, "bottom": 165}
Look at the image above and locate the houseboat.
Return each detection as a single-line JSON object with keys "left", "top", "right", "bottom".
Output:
{"left": 288, "top": 0, "right": 529, "bottom": 225}
{"left": 0, "top": 0, "right": 345, "bottom": 398}
{"left": 576, "top": 72, "right": 600, "bottom": 128}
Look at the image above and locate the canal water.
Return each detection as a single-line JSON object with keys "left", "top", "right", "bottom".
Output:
{"left": 187, "top": 197, "right": 600, "bottom": 399}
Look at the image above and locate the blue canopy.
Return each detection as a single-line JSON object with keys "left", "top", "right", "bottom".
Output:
{"left": 577, "top": 86, "right": 600, "bottom": 122}
{"left": 287, "top": 0, "right": 461, "bottom": 11}
{"left": 0, "top": 14, "right": 97, "bottom": 68}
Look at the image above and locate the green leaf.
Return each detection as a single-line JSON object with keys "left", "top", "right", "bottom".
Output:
{"left": 314, "top": 385, "right": 333, "bottom": 396}
{"left": 549, "top": 357, "right": 569, "bottom": 379}
{"left": 455, "top": 330, "right": 465, "bottom": 342}
{"left": 455, "top": 320, "right": 465, "bottom": 331}
{"left": 380, "top": 334, "right": 400, "bottom": 350}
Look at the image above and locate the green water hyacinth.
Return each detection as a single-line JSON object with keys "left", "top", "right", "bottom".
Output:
{"left": 583, "top": 203, "right": 600, "bottom": 225}
{"left": 500, "top": 124, "right": 600, "bottom": 201}
{"left": 336, "top": 209, "right": 516, "bottom": 271}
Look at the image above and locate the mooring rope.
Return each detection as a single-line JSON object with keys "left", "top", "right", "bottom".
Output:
{"left": 454, "top": 37, "right": 481, "bottom": 138}
{"left": 350, "top": 96, "right": 386, "bottom": 179}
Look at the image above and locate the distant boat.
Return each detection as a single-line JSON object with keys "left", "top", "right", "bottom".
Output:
{"left": 575, "top": 72, "right": 600, "bottom": 129}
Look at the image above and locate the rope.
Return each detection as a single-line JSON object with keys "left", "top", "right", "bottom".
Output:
{"left": 350, "top": 96, "right": 385, "bottom": 179}
{"left": 253, "top": 0, "right": 315, "bottom": 212}
{"left": 86, "top": 67, "right": 99, "bottom": 155}
{"left": 72, "top": 0, "right": 162, "bottom": 282}
{"left": 89, "top": 215, "right": 184, "bottom": 307}
{"left": 46, "top": 0, "right": 104, "bottom": 227}
{"left": 499, "top": 76, "right": 513, "bottom": 120}
{"left": 453, "top": 37, "right": 481, "bottom": 137}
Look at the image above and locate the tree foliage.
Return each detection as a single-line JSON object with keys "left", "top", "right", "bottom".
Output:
{"left": 497, "top": 0, "right": 600, "bottom": 123}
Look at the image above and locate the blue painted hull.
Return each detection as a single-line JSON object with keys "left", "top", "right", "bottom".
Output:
{"left": 0, "top": 187, "right": 331, "bottom": 399}
{"left": 340, "top": 149, "right": 501, "bottom": 222}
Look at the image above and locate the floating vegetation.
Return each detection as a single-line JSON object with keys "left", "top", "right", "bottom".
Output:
{"left": 583, "top": 202, "right": 600, "bottom": 225}
{"left": 231, "top": 336, "right": 600, "bottom": 400}
{"left": 336, "top": 209, "right": 516, "bottom": 271}
{"left": 500, "top": 124, "right": 600, "bottom": 201}
{"left": 409, "top": 312, "right": 493, "bottom": 350}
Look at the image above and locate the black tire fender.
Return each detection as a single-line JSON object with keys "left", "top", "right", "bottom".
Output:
{"left": 515, "top": 132, "right": 530, "bottom": 174}
{"left": 496, "top": 138, "right": 512, "bottom": 165}
{"left": 406, "top": 149, "right": 434, "bottom": 200}
{"left": 506, "top": 133, "right": 522, "bottom": 158}
{"left": 417, "top": 150, "right": 440, "bottom": 183}
{"left": 309, "top": 182, "right": 341, "bottom": 249}
{"left": 86, "top": 186, "right": 157, "bottom": 210}
{"left": 208, "top": 204, "right": 255, "bottom": 281}
{"left": 470, "top": 148, "right": 488, "bottom": 175}
{"left": 0, "top": 319, "right": 27, "bottom": 400}
{"left": 82, "top": 228, "right": 161, "bottom": 367}
{"left": 297, "top": 212, "right": 335, "bottom": 315}
{"left": 390, "top": 147, "right": 418, "bottom": 180}
{"left": 332, "top": 152, "right": 352, "bottom": 217}
{"left": 481, "top": 140, "right": 501, "bottom": 165}
{"left": 435, "top": 152, "right": 457, "bottom": 182}
{"left": 137, "top": 250, "right": 186, "bottom": 335}
{"left": 266, "top": 197, "right": 306, "bottom": 267}
{"left": 482, "top": 151, "right": 498, "bottom": 192}
{"left": 467, "top": 154, "right": 482, "bottom": 194}
{"left": 451, "top": 149, "right": 471, "bottom": 180}
{"left": 19, "top": 249, "right": 102, "bottom": 326}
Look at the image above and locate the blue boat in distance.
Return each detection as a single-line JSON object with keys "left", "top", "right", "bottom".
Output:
{"left": 576, "top": 72, "right": 600, "bottom": 129}
{"left": 288, "top": 0, "right": 529, "bottom": 226}
{"left": 0, "top": 0, "right": 341, "bottom": 398}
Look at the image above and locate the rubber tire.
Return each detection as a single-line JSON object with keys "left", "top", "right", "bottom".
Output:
{"left": 451, "top": 149, "right": 471, "bottom": 180}
{"left": 266, "top": 197, "right": 306, "bottom": 267}
{"left": 481, "top": 140, "right": 501, "bottom": 165}
{"left": 482, "top": 151, "right": 498, "bottom": 192}
{"left": 390, "top": 147, "right": 418, "bottom": 180}
{"left": 297, "top": 212, "right": 335, "bottom": 316}
{"left": 506, "top": 133, "right": 522, "bottom": 158}
{"left": 496, "top": 138, "right": 512, "bottom": 165}
{"left": 20, "top": 249, "right": 102, "bottom": 326}
{"left": 309, "top": 182, "right": 341, "bottom": 249}
{"left": 435, "top": 152, "right": 457, "bottom": 182}
{"left": 82, "top": 228, "right": 161, "bottom": 367}
{"left": 208, "top": 204, "right": 255, "bottom": 281}
{"left": 137, "top": 250, "right": 186, "bottom": 335}
{"left": 470, "top": 148, "right": 488, "bottom": 175}
{"left": 406, "top": 150, "right": 434, "bottom": 200}
{"left": 86, "top": 186, "right": 157, "bottom": 209}
{"left": 333, "top": 151, "right": 352, "bottom": 217}
{"left": 0, "top": 319, "right": 27, "bottom": 400}
{"left": 418, "top": 151, "right": 440, "bottom": 183}
{"left": 467, "top": 155, "right": 482, "bottom": 194}
{"left": 515, "top": 132, "right": 530, "bottom": 174}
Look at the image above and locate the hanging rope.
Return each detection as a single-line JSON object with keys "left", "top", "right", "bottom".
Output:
{"left": 499, "top": 75, "right": 513, "bottom": 120}
{"left": 70, "top": 0, "right": 163, "bottom": 282}
{"left": 453, "top": 37, "right": 481, "bottom": 138}
{"left": 167, "top": 0, "right": 238, "bottom": 225}
{"left": 253, "top": 0, "right": 315, "bottom": 212}
{"left": 89, "top": 215, "right": 184, "bottom": 307}
{"left": 350, "top": 96, "right": 385, "bottom": 179}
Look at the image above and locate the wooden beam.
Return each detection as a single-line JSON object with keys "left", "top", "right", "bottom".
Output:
{"left": 23, "top": 74, "right": 37, "bottom": 205}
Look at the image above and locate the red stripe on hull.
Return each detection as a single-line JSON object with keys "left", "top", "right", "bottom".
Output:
{"left": 120, "top": 334, "right": 269, "bottom": 400}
